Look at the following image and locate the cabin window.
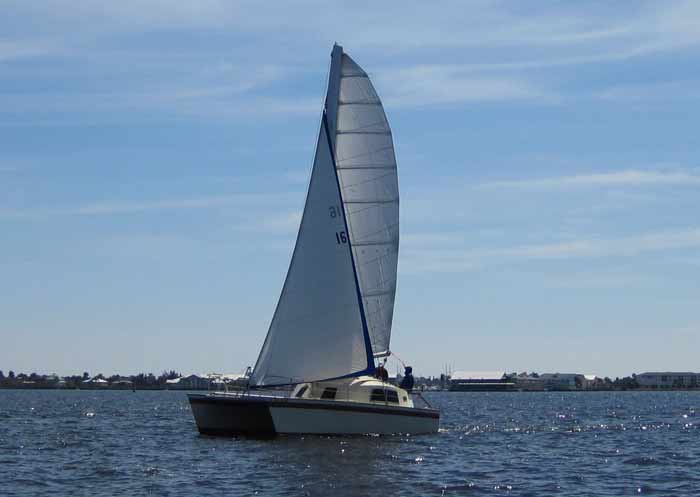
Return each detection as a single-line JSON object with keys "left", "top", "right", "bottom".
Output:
{"left": 321, "top": 387, "right": 337, "bottom": 400}
{"left": 295, "top": 386, "right": 308, "bottom": 398}
{"left": 370, "top": 389, "right": 399, "bottom": 403}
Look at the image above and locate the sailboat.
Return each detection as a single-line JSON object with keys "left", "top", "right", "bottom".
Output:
{"left": 188, "top": 44, "right": 439, "bottom": 436}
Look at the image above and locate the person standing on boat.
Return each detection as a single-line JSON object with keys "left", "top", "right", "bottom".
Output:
{"left": 400, "top": 366, "right": 414, "bottom": 393}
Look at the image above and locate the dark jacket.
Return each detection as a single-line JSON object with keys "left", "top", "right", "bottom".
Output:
{"left": 400, "top": 374, "right": 414, "bottom": 392}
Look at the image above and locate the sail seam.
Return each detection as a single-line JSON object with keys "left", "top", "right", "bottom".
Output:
{"left": 337, "top": 130, "right": 392, "bottom": 135}
{"left": 336, "top": 165, "right": 396, "bottom": 170}
{"left": 335, "top": 145, "right": 394, "bottom": 163}
{"left": 363, "top": 288, "right": 396, "bottom": 298}
{"left": 344, "top": 199, "right": 398, "bottom": 204}
{"left": 352, "top": 240, "right": 394, "bottom": 247}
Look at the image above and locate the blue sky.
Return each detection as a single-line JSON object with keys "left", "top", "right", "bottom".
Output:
{"left": 1, "top": 1, "right": 699, "bottom": 378}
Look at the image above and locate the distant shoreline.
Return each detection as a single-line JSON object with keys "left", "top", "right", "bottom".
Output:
{"left": 3, "top": 385, "right": 700, "bottom": 392}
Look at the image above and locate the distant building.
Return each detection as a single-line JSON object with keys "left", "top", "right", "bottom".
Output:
{"left": 449, "top": 371, "right": 514, "bottom": 391}
{"left": 637, "top": 372, "right": 700, "bottom": 389}
{"left": 165, "top": 374, "right": 210, "bottom": 390}
{"left": 539, "top": 373, "right": 587, "bottom": 391}
{"left": 210, "top": 373, "right": 248, "bottom": 389}
{"left": 111, "top": 379, "right": 133, "bottom": 388}
{"left": 82, "top": 377, "right": 109, "bottom": 388}
{"left": 165, "top": 373, "right": 249, "bottom": 390}
{"left": 513, "top": 373, "right": 545, "bottom": 391}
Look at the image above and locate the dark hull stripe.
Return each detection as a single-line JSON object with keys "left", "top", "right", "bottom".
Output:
{"left": 188, "top": 394, "right": 440, "bottom": 419}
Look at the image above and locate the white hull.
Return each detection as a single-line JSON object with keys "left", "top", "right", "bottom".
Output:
{"left": 269, "top": 404, "right": 437, "bottom": 435}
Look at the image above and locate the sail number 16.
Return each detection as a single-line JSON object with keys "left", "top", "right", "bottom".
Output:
{"left": 335, "top": 231, "right": 348, "bottom": 244}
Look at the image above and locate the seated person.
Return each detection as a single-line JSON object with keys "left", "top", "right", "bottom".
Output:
{"left": 375, "top": 363, "right": 389, "bottom": 382}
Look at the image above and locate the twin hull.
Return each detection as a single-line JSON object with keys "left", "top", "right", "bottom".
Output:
{"left": 188, "top": 393, "right": 439, "bottom": 437}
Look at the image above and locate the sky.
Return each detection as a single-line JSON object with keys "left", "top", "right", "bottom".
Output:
{"left": 1, "top": 1, "right": 699, "bottom": 379}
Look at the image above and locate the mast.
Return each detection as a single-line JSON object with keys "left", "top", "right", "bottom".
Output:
{"left": 325, "top": 44, "right": 343, "bottom": 150}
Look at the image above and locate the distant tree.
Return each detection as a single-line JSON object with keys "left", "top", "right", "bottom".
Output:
{"left": 0, "top": 370, "right": 4, "bottom": 379}
{"left": 157, "top": 370, "right": 180, "bottom": 384}
{"left": 94, "top": 373, "right": 105, "bottom": 380}
{"left": 82, "top": 372, "right": 90, "bottom": 380}
{"left": 613, "top": 375, "right": 639, "bottom": 390}
{"left": 8, "top": 371, "right": 15, "bottom": 379}
{"left": 29, "top": 372, "right": 39, "bottom": 380}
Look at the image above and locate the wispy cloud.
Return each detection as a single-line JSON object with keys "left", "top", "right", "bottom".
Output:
{"left": 245, "top": 210, "right": 303, "bottom": 235}
{"left": 402, "top": 228, "right": 700, "bottom": 273}
{"left": 0, "top": 40, "right": 56, "bottom": 61}
{"left": 479, "top": 169, "right": 700, "bottom": 190}
{"left": 380, "top": 69, "right": 545, "bottom": 107}
{"left": 593, "top": 80, "right": 700, "bottom": 103}
{"left": 0, "top": 193, "right": 296, "bottom": 219}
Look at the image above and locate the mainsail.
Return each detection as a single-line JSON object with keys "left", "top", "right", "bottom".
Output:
{"left": 331, "top": 50, "right": 399, "bottom": 358}
{"left": 250, "top": 45, "right": 398, "bottom": 386}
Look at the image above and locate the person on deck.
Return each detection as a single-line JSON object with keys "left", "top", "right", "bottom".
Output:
{"left": 375, "top": 363, "right": 389, "bottom": 382}
{"left": 399, "top": 366, "right": 414, "bottom": 393}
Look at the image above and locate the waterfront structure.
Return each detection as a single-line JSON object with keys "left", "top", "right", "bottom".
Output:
{"left": 513, "top": 373, "right": 545, "bottom": 391}
{"left": 637, "top": 372, "right": 700, "bottom": 389}
{"left": 449, "top": 371, "right": 515, "bottom": 391}
{"left": 82, "top": 377, "right": 109, "bottom": 388}
{"left": 539, "top": 373, "right": 587, "bottom": 390}
{"left": 166, "top": 374, "right": 210, "bottom": 390}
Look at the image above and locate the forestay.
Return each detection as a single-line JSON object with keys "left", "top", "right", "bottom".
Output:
{"left": 329, "top": 50, "right": 399, "bottom": 358}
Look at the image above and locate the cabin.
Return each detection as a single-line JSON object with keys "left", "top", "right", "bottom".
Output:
{"left": 291, "top": 376, "right": 413, "bottom": 407}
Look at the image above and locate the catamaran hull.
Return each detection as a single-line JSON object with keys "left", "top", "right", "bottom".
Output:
{"left": 188, "top": 393, "right": 439, "bottom": 437}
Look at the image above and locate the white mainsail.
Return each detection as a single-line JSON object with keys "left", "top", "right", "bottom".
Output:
{"left": 250, "top": 45, "right": 398, "bottom": 386}
{"left": 331, "top": 50, "right": 399, "bottom": 358}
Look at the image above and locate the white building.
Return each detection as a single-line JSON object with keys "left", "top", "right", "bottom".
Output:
{"left": 165, "top": 374, "right": 210, "bottom": 390}
{"left": 165, "top": 373, "right": 249, "bottom": 390}
{"left": 82, "top": 377, "right": 109, "bottom": 388}
{"left": 637, "top": 372, "right": 700, "bottom": 388}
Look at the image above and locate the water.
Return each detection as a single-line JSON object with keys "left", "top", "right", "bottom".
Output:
{"left": 1, "top": 390, "right": 699, "bottom": 496}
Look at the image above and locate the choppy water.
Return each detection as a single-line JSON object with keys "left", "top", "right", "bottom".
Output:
{"left": 1, "top": 390, "right": 699, "bottom": 496}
